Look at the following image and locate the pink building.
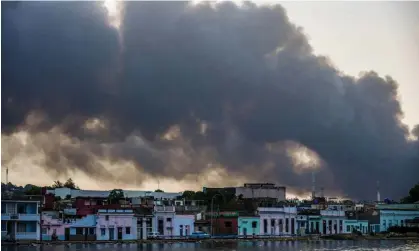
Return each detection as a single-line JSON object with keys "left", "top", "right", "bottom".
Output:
{"left": 96, "top": 209, "right": 137, "bottom": 240}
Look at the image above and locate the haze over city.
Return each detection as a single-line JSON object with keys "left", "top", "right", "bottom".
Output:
{"left": 2, "top": 1, "right": 419, "bottom": 200}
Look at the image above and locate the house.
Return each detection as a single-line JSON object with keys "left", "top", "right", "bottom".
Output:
{"left": 206, "top": 211, "right": 238, "bottom": 236}
{"left": 205, "top": 183, "right": 286, "bottom": 202}
{"left": 134, "top": 207, "right": 154, "bottom": 240}
{"left": 1, "top": 199, "right": 40, "bottom": 241}
{"left": 377, "top": 203, "right": 419, "bottom": 232}
{"left": 343, "top": 220, "right": 369, "bottom": 234}
{"left": 258, "top": 207, "right": 297, "bottom": 236}
{"left": 238, "top": 216, "right": 259, "bottom": 237}
{"left": 173, "top": 215, "right": 194, "bottom": 237}
{"left": 154, "top": 205, "right": 175, "bottom": 237}
{"left": 319, "top": 210, "right": 346, "bottom": 235}
{"left": 67, "top": 215, "right": 97, "bottom": 241}
{"left": 96, "top": 209, "right": 137, "bottom": 241}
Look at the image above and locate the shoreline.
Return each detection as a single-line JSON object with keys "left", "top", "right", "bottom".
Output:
{"left": 2, "top": 236, "right": 419, "bottom": 246}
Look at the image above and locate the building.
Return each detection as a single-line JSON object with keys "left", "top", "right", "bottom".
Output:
{"left": 343, "top": 220, "right": 369, "bottom": 234}
{"left": 258, "top": 206, "right": 297, "bottom": 236}
{"left": 377, "top": 203, "right": 419, "bottom": 232}
{"left": 319, "top": 210, "right": 345, "bottom": 235}
{"left": 134, "top": 207, "right": 154, "bottom": 240}
{"left": 67, "top": 215, "right": 97, "bottom": 241}
{"left": 206, "top": 211, "right": 238, "bottom": 236}
{"left": 204, "top": 183, "right": 286, "bottom": 202}
{"left": 173, "top": 215, "right": 194, "bottom": 237}
{"left": 154, "top": 205, "right": 175, "bottom": 236}
{"left": 96, "top": 209, "right": 137, "bottom": 241}
{"left": 238, "top": 216, "right": 259, "bottom": 237}
{"left": 1, "top": 199, "right": 40, "bottom": 241}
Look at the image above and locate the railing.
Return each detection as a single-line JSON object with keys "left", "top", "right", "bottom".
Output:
{"left": 154, "top": 206, "right": 175, "bottom": 212}
{"left": 1, "top": 214, "right": 39, "bottom": 221}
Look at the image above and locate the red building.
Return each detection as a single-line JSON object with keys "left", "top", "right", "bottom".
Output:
{"left": 207, "top": 211, "right": 238, "bottom": 236}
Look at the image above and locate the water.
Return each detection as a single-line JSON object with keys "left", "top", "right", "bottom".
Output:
{"left": 2, "top": 240, "right": 419, "bottom": 251}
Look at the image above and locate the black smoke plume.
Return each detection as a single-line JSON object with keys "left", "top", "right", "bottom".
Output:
{"left": 2, "top": 1, "right": 418, "bottom": 199}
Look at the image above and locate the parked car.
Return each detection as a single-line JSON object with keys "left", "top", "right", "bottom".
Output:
{"left": 190, "top": 231, "right": 210, "bottom": 239}
{"left": 147, "top": 232, "right": 162, "bottom": 239}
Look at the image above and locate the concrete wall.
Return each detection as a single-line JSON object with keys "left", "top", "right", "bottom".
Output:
{"left": 238, "top": 217, "right": 259, "bottom": 236}
{"left": 173, "top": 215, "right": 194, "bottom": 236}
{"left": 380, "top": 210, "right": 419, "bottom": 232}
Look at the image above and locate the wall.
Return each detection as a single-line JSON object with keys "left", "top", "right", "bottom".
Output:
{"left": 173, "top": 215, "right": 194, "bottom": 237}
{"left": 343, "top": 220, "right": 369, "bottom": 234}
{"left": 258, "top": 207, "right": 297, "bottom": 235}
{"left": 235, "top": 187, "right": 285, "bottom": 201}
{"left": 380, "top": 210, "right": 419, "bottom": 232}
{"left": 96, "top": 213, "right": 137, "bottom": 240}
{"left": 210, "top": 217, "right": 238, "bottom": 236}
{"left": 154, "top": 211, "right": 175, "bottom": 236}
{"left": 238, "top": 217, "right": 259, "bottom": 236}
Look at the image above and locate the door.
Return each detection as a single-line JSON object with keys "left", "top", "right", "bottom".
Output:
{"left": 109, "top": 228, "right": 114, "bottom": 240}
{"left": 117, "top": 227, "right": 123, "bottom": 240}
{"left": 243, "top": 227, "right": 247, "bottom": 236}
{"left": 65, "top": 228, "right": 70, "bottom": 241}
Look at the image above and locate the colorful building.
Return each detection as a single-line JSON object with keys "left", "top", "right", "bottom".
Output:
{"left": 238, "top": 216, "right": 259, "bottom": 237}
{"left": 258, "top": 207, "right": 297, "bottom": 235}
{"left": 343, "top": 220, "right": 369, "bottom": 234}
{"left": 1, "top": 199, "right": 40, "bottom": 241}
{"left": 377, "top": 203, "right": 419, "bottom": 232}
{"left": 207, "top": 211, "right": 238, "bottom": 236}
{"left": 96, "top": 209, "right": 137, "bottom": 241}
{"left": 173, "top": 215, "right": 194, "bottom": 237}
{"left": 154, "top": 206, "right": 175, "bottom": 236}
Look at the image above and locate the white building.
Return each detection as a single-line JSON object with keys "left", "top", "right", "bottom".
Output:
{"left": 236, "top": 183, "right": 286, "bottom": 201}
{"left": 258, "top": 207, "right": 297, "bottom": 235}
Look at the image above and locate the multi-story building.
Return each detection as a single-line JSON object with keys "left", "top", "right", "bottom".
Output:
{"left": 1, "top": 199, "right": 41, "bottom": 241}
{"left": 154, "top": 205, "right": 175, "bottom": 236}
{"left": 173, "top": 215, "right": 194, "bottom": 237}
{"left": 205, "top": 183, "right": 286, "bottom": 202}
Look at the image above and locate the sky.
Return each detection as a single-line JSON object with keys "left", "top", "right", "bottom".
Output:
{"left": 2, "top": 1, "right": 418, "bottom": 200}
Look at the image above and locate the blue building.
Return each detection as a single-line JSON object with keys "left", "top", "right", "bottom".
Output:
{"left": 377, "top": 203, "right": 419, "bottom": 232}
{"left": 1, "top": 199, "right": 40, "bottom": 241}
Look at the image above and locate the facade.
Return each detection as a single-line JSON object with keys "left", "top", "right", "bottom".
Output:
{"left": 258, "top": 207, "right": 297, "bottom": 235}
{"left": 96, "top": 209, "right": 137, "bottom": 241}
{"left": 238, "top": 217, "right": 259, "bottom": 237}
{"left": 207, "top": 211, "right": 238, "bottom": 236}
{"left": 377, "top": 204, "right": 419, "bottom": 232}
{"left": 68, "top": 215, "right": 97, "bottom": 241}
{"left": 154, "top": 206, "right": 175, "bottom": 236}
{"left": 236, "top": 183, "right": 286, "bottom": 201}
{"left": 134, "top": 207, "right": 154, "bottom": 240}
{"left": 343, "top": 220, "right": 369, "bottom": 234}
{"left": 173, "top": 215, "right": 194, "bottom": 237}
{"left": 319, "top": 210, "right": 345, "bottom": 235}
{"left": 1, "top": 200, "right": 40, "bottom": 241}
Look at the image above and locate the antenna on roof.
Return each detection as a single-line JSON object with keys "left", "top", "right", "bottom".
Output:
{"left": 6, "top": 166, "right": 9, "bottom": 184}
{"left": 376, "top": 180, "right": 381, "bottom": 202}
{"left": 311, "top": 170, "right": 316, "bottom": 200}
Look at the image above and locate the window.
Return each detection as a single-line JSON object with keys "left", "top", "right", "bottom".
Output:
{"left": 101, "top": 228, "right": 106, "bottom": 236}
{"left": 167, "top": 218, "right": 172, "bottom": 222}
{"left": 17, "top": 223, "right": 26, "bottom": 233}
{"left": 271, "top": 219, "right": 275, "bottom": 228}
{"left": 347, "top": 226, "right": 350, "bottom": 232}
{"left": 42, "top": 228, "right": 47, "bottom": 234}
{"left": 1, "top": 221, "right": 7, "bottom": 231}
{"left": 105, "top": 215, "right": 109, "bottom": 221}
{"left": 126, "top": 227, "right": 131, "bottom": 234}
{"left": 383, "top": 220, "right": 386, "bottom": 226}
{"left": 285, "top": 218, "right": 289, "bottom": 232}
{"left": 224, "top": 221, "right": 232, "bottom": 228}
{"left": 263, "top": 219, "right": 268, "bottom": 233}
{"left": 89, "top": 228, "right": 95, "bottom": 235}
{"left": 252, "top": 221, "right": 257, "bottom": 228}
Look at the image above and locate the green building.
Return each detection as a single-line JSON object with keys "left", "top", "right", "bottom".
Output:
{"left": 238, "top": 217, "right": 259, "bottom": 237}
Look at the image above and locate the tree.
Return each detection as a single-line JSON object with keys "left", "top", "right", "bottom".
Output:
{"left": 155, "top": 189, "right": 164, "bottom": 192}
{"left": 64, "top": 178, "right": 79, "bottom": 189}
{"left": 401, "top": 183, "right": 419, "bottom": 203}
{"left": 182, "top": 190, "right": 196, "bottom": 199}
{"left": 108, "top": 189, "right": 124, "bottom": 204}
{"left": 52, "top": 180, "right": 64, "bottom": 188}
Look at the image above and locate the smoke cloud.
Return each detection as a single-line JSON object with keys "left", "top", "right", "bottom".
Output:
{"left": 2, "top": 1, "right": 418, "bottom": 199}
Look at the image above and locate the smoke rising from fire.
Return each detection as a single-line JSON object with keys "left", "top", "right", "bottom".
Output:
{"left": 2, "top": 1, "right": 418, "bottom": 199}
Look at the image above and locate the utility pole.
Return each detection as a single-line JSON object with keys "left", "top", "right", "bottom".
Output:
{"left": 6, "top": 167, "right": 9, "bottom": 184}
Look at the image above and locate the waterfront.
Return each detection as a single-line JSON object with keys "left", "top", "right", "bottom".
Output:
{"left": 2, "top": 240, "right": 419, "bottom": 251}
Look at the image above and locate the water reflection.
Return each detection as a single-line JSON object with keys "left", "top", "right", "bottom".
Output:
{"left": 1, "top": 240, "right": 418, "bottom": 251}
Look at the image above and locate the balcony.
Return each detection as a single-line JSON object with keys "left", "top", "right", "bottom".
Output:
{"left": 1, "top": 213, "right": 39, "bottom": 221}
